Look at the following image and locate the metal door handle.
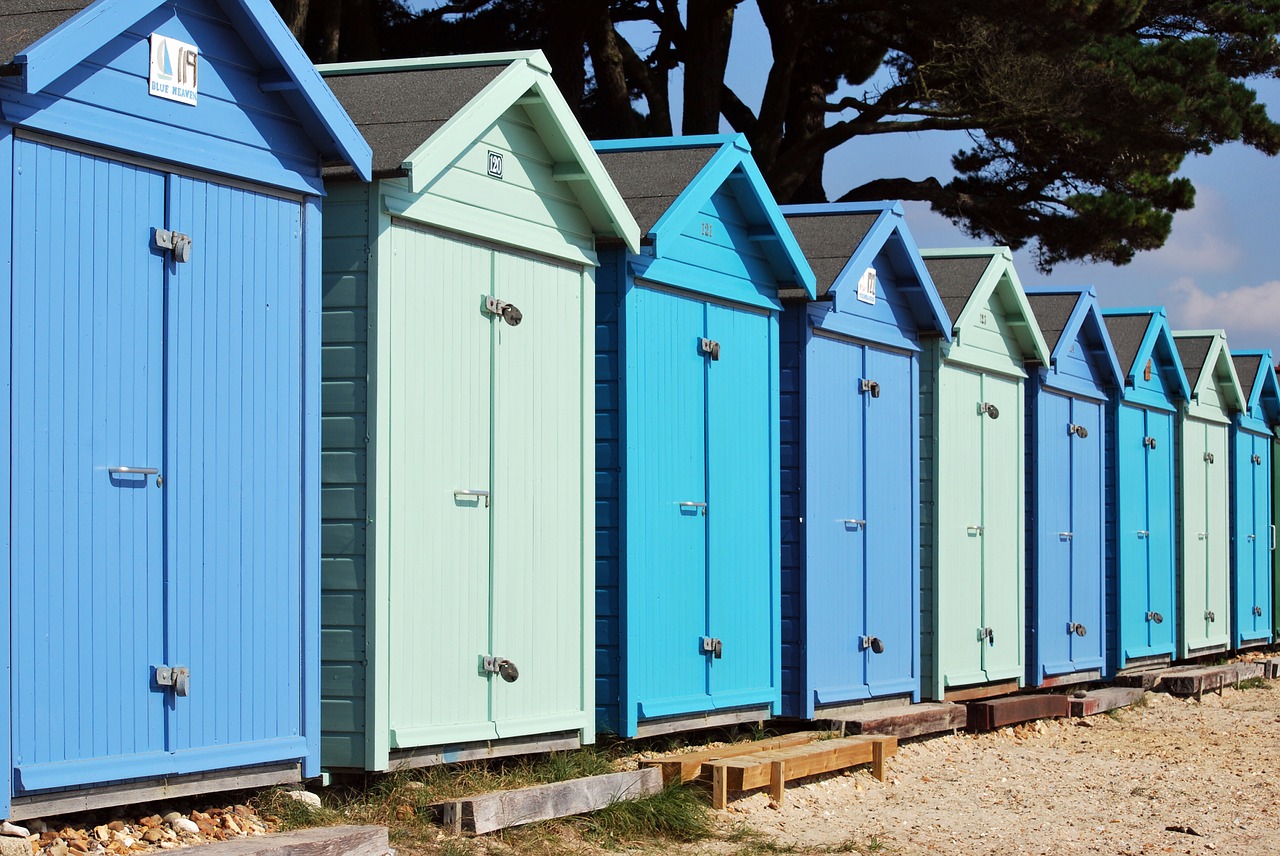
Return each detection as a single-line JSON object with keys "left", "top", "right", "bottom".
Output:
{"left": 454, "top": 489, "right": 490, "bottom": 507}
{"left": 1136, "top": 530, "right": 1149, "bottom": 538}
{"left": 1058, "top": 531, "right": 1073, "bottom": 540}
{"left": 110, "top": 466, "right": 158, "bottom": 475}
{"left": 967, "top": 525, "right": 984, "bottom": 535}
{"left": 1146, "top": 611, "right": 1163, "bottom": 623}
{"left": 1198, "top": 532, "right": 1207, "bottom": 540}
{"left": 843, "top": 519, "right": 867, "bottom": 529}
{"left": 680, "top": 501, "right": 708, "bottom": 508}
{"left": 1248, "top": 534, "right": 1257, "bottom": 542}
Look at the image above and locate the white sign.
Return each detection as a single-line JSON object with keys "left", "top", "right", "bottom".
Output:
{"left": 149, "top": 34, "right": 199, "bottom": 106}
{"left": 487, "top": 150, "right": 504, "bottom": 178}
{"left": 857, "top": 266, "right": 877, "bottom": 305}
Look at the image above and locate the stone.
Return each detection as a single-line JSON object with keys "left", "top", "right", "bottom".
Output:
{"left": 0, "top": 822, "right": 26, "bottom": 838}
{"left": 142, "top": 829, "right": 164, "bottom": 843}
{"left": 0, "top": 837, "right": 28, "bottom": 856}
{"left": 161, "top": 813, "right": 183, "bottom": 825}
{"left": 283, "top": 789, "right": 321, "bottom": 809}
{"left": 139, "top": 815, "right": 162, "bottom": 829}
{"left": 169, "top": 817, "right": 199, "bottom": 836}
{"left": 106, "top": 822, "right": 125, "bottom": 833}
{"left": 47, "top": 841, "right": 69, "bottom": 856}
{"left": 27, "top": 820, "right": 47, "bottom": 834}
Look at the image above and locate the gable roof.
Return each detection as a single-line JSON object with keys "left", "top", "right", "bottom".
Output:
{"left": 921, "top": 247, "right": 1051, "bottom": 364}
{"left": 1101, "top": 307, "right": 1192, "bottom": 401}
{"left": 3, "top": 0, "right": 370, "bottom": 179}
{"left": 1025, "top": 286, "right": 1122, "bottom": 389}
{"left": 779, "top": 201, "right": 950, "bottom": 339}
{"left": 593, "top": 134, "right": 815, "bottom": 297}
{"left": 1233, "top": 350, "right": 1280, "bottom": 426}
{"left": 321, "top": 52, "right": 638, "bottom": 251}
{"left": 1172, "top": 330, "right": 1245, "bottom": 411}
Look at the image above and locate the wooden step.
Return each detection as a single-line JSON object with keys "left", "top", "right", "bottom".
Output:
{"left": 838, "top": 702, "right": 966, "bottom": 740}
{"left": 1068, "top": 687, "right": 1145, "bottom": 717}
{"left": 966, "top": 694, "right": 1069, "bottom": 731}
{"left": 707, "top": 735, "right": 896, "bottom": 809}
{"left": 178, "top": 826, "right": 390, "bottom": 855}
{"left": 943, "top": 679, "right": 1020, "bottom": 702}
{"left": 1161, "top": 662, "right": 1264, "bottom": 699}
{"left": 1113, "top": 669, "right": 1166, "bottom": 690}
{"left": 638, "top": 731, "right": 827, "bottom": 784}
{"left": 432, "top": 768, "right": 661, "bottom": 835}
{"left": 1262, "top": 657, "right": 1280, "bottom": 679}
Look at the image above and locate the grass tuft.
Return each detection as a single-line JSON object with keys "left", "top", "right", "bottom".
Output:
{"left": 579, "top": 782, "right": 712, "bottom": 845}
{"left": 251, "top": 788, "right": 340, "bottom": 831}
{"left": 1237, "top": 676, "right": 1268, "bottom": 690}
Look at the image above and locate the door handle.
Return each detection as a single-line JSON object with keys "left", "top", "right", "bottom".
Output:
{"left": 1197, "top": 532, "right": 1207, "bottom": 541}
{"left": 1248, "top": 534, "right": 1257, "bottom": 542}
{"left": 843, "top": 519, "right": 867, "bottom": 530}
{"left": 1136, "top": 530, "right": 1149, "bottom": 538}
{"left": 454, "top": 489, "right": 490, "bottom": 507}
{"left": 679, "top": 501, "right": 707, "bottom": 516}
{"left": 1058, "top": 531, "right": 1073, "bottom": 540}
{"left": 109, "top": 466, "right": 160, "bottom": 486}
{"left": 967, "top": 525, "right": 985, "bottom": 535}
{"left": 1272, "top": 525, "right": 1276, "bottom": 551}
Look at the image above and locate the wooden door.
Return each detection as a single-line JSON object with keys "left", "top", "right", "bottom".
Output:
{"left": 1252, "top": 437, "right": 1274, "bottom": 638}
{"left": 979, "top": 373, "right": 1023, "bottom": 682}
{"left": 1203, "top": 422, "right": 1231, "bottom": 648}
{"left": 1115, "top": 404, "right": 1152, "bottom": 662}
{"left": 1181, "top": 419, "right": 1212, "bottom": 652}
{"left": 1034, "top": 391, "right": 1075, "bottom": 677}
{"left": 1144, "top": 409, "right": 1178, "bottom": 655}
{"left": 1067, "top": 398, "right": 1105, "bottom": 671}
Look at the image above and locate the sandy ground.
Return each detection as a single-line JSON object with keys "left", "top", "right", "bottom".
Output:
{"left": 690, "top": 682, "right": 1280, "bottom": 855}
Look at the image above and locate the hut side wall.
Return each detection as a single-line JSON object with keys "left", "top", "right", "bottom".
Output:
{"left": 778, "top": 302, "right": 809, "bottom": 719}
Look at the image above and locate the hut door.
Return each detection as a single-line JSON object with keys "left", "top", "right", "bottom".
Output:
{"left": 11, "top": 144, "right": 168, "bottom": 785}
{"left": 1143, "top": 410, "right": 1177, "bottom": 654}
{"left": 1251, "top": 437, "right": 1273, "bottom": 636}
{"left": 1066, "top": 398, "right": 1104, "bottom": 670}
{"left": 978, "top": 373, "right": 1022, "bottom": 682}
{"left": 489, "top": 253, "right": 586, "bottom": 735}
{"left": 1182, "top": 420, "right": 1213, "bottom": 650}
{"left": 806, "top": 335, "right": 868, "bottom": 703}
{"left": 1036, "top": 392, "right": 1076, "bottom": 676}
{"left": 706, "top": 303, "right": 775, "bottom": 706}
{"left": 863, "top": 349, "right": 916, "bottom": 696}
{"left": 1203, "top": 423, "right": 1231, "bottom": 645}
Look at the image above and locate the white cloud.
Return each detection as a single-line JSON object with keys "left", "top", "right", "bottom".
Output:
{"left": 1165, "top": 277, "right": 1280, "bottom": 353}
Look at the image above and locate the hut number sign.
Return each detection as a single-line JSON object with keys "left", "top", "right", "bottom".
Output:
{"left": 857, "top": 267, "right": 877, "bottom": 305}
{"left": 149, "top": 34, "right": 199, "bottom": 106}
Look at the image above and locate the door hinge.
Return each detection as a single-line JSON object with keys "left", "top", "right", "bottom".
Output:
{"left": 479, "top": 655, "right": 519, "bottom": 682}
{"left": 153, "top": 665, "right": 190, "bottom": 697}
{"left": 154, "top": 228, "right": 193, "bottom": 263}
{"left": 700, "top": 636, "right": 723, "bottom": 658}
{"left": 699, "top": 338, "right": 721, "bottom": 360}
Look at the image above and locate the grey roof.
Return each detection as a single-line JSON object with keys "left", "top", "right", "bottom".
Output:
{"left": 596, "top": 146, "right": 717, "bottom": 234}
{"left": 1175, "top": 335, "right": 1214, "bottom": 390}
{"left": 923, "top": 255, "right": 992, "bottom": 327}
{"left": 322, "top": 65, "right": 506, "bottom": 180}
{"left": 1102, "top": 313, "right": 1152, "bottom": 377}
{"left": 1026, "top": 293, "right": 1080, "bottom": 354}
{"left": 1233, "top": 354, "right": 1262, "bottom": 397}
{"left": 0, "top": 0, "right": 92, "bottom": 67}
{"left": 779, "top": 212, "right": 879, "bottom": 300}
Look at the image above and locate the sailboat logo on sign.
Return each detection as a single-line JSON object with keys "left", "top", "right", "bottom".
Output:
{"left": 149, "top": 34, "right": 199, "bottom": 106}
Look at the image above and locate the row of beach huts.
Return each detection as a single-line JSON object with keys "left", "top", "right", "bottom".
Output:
{"left": 0, "top": 0, "right": 1275, "bottom": 822}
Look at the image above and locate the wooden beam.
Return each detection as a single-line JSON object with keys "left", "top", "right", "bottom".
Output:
{"left": 638, "top": 731, "right": 825, "bottom": 784}
{"left": 708, "top": 735, "right": 897, "bottom": 799}
{"left": 747, "top": 226, "right": 779, "bottom": 242}
{"left": 552, "top": 162, "right": 589, "bottom": 181}
{"left": 943, "top": 680, "right": 1020, "bottom": 703}
{"left": 258, "top": 70, "right": 297, "bottom": 92}
{"left": 174, "top": 826, "right": 389, "bottom": 856}
{"left": 432, "top": 769, "right": 661, "bottom": 835}
{"left": 838, "top": 702, "right": 966, "bottom": 740}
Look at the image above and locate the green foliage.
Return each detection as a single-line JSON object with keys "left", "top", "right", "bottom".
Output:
{"left": 578, "top": 782, "right": 712, "bottom": 845}
{"left": 251, "top": 788, "right": 340, "bottom": 831}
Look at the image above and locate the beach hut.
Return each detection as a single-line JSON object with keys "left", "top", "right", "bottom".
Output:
{"left": 776, "top": 202, "right": 950, "bottom": 718}
{"left": 594, "top": 135, "right": 815, "bottom": 737}
{"left": 1229, "top": 351, "right": 1280, "bottom": 649}
{"left": 1100, "top": 309, "right": 1190, "bottom": 673}
{"left": 316, "top": 53, "right": 638, "bottom": 771}
{"left": 918, "top": 249, "right": 1051, "bottom": 701}
{"left": 1023, "top": 287, "right": 1122, "bottom": 687}
{"left": 1172, "top": 331, "right": 1244, "bottom": 659}
{"left": 0, "top": 0, "right": 370, "bottom": 820}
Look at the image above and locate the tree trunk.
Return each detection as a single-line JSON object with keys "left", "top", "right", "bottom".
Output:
{"left": 682, "top": 0, "right": 736, "bottom": 134}
{"left": 339, "top": 0, "right": 380, "bottom": 61}
{"left": 314, "top": 0, "right": 343, "bottom": 62}
{"left": 274, "top": 0, "right": 311, "bottom": 40}
{"left": 585, "top": 3, "right": 639, "bottom": 137}
{"left": 543, "top": 1, "right": 588, "bottom": 113}
{"left": 752, "top": 0, "right": 806, "bottom": 172}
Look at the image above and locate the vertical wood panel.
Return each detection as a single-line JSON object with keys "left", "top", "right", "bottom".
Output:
{"left": 980, "top": 373, "right": 1024, "bottom": 681}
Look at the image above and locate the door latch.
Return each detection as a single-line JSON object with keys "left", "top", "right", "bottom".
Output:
{"left": 699, "top": 338, "right": 721, "bottom": 360}
{"left": 1058, "top": 531, "right": 1074, "bottom": 540}
{"left": 154, "top": 229, "right": 192, "bottom": 263}
{"left": 1253, "top": 454, "right": 1263, "bottom": 465}
{"left": 1068, "top": 423, "right": 1088, "bottom": 438}
{"left": 153, "top": 665, "right": 190, "bottom": 697}
{"left": 700, "top": 636, "right": 723, "bottom": 658}
{"left": 843, "top": 518, "right": 867, "bottom": 530}
{"left": 1067, "top": 622, "right": 1087, "bottom": 637}
{"left": 1146, "top": 611, "right": 1163, "bottom": 624}
{"left": 483, "top": 296, "right": 523, "bottom": 326}
{"left": 480, "top": 655, "right": 519, "bottom": 682}
{"left": 1253, "top": 605, "right": 1264, "bottom": 617}
{"left": 978, "top": 627, "right": 995, "bottom": 645}
{"left": 1143, "top": 436, "right": 1158, "bottom": 449}
{"left": 1204, "top": 451, "right": 1215, "bottom": 464}
{"left": 1204, "top": 610, "right": 1216, "bottom": 623}
{"left": 978, "top": 402, "right": 1000, "bottom": 419}
{"left": 1136, "top": 530, "right": 1149, "bottom": 538}
{"left": 860, "top": 635, "right": 885, "bottom": 654}
{"left": 860, "top": 378, "right": 881, "bottom": 398}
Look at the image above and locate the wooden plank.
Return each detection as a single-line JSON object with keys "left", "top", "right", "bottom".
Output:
{"left": 638, "top": 731, "right": 823, "bottom": 784}
{"left": 872, "top": 740, "right": 887, "bottom": 782}
{"left": 175, "top": 826, "right": 389, "bottom": 856}
{"left": 768, "top": 761, "right": 785, "bottom": 804}
{"left": 1264, "top": 657, "right": 1280, "bottom": 679}
{"left": 714, "top": 735, "right": 897, "bottom": 792}
{"left": 966, "top": 694, "right": 1069, "bottom": 731}
{"left": 1068, "top": 687, "right": 1145, "bottom": 717}
{"left": 1113, "top": 669, "right": 1167, "bottom": 690}
{"left": 435, "top": 769, "right": 661, "bottom": 835}
{"left": 1037, "top": 670, "right": 1102, "bottom": 689}
{"left": 712, "top": 765, "right": 728, "bottom": 810}
{"left": 1160, "top": 663, "right": 1261, "bottom": 697}
{"left": 943, "top": 680, "right": 1020, "bottom": 702}
{"left": 839, "top": 703, "right": 967, "bottom": 740}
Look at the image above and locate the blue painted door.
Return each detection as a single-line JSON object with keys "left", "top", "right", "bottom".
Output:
{"left": 863, "top": 348, "right": 916, "bottom": 696}
{"left": 629, "top": 286, "right": 709, "bottom": 720}
{"left": 1144, "top": 410, "right": 1178, "bottom": 653}
{"left": 1035, "top": 392, "right": 1075, "bottom": 676}
{"left": 10, "top": 141, "right": 306, "bottom": 792}
{"left": 1235, "top": 432, "right": 1273, "bottom": 645}
{"left": 806, "top": 335, "right": 867, "bottom": 704}
{"left": 1067, "top": 398, "right": 1105, "bottom": 670}
{"left": 706, "top": 303, "right": 775, "bottom": 708}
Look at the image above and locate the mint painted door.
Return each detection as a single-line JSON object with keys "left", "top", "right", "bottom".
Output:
{"left": 806, "top": 335, "right": 867, "bottom": 703}
{"left": 1182, "top": 419, "right": 1212, "bottom": 652}
{"left": 937, "top": 367, "right": 986, "bottom": 688}
{"left": 979, "top": 373, "right": 1022, "bottom": 681}
{"left": 490, "top": 251, "right": 587, "bottom": 736}
{"left": 706, "top": 303, "right": 775, "bottom": 709}
{"left": 386, "top": 225, "right": 494, "bottom": 748}
{"left": 629, "top": 286, "right": 709, "bottom": 720}
{"left": 1204, "top": 422, "right": 1231, "bottom": 648}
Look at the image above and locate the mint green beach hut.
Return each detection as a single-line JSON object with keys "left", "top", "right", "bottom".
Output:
{"left": 317, "top": 53, "right": 639, "bottom": 771}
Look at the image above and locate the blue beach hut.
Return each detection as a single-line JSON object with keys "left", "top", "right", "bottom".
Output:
{"left": 1024, "top": 287, "right": 1122, "bottom": 687}
{"left": 593, "top": 135, "right": 815, "bottom": 738}
{"left": 0, "top": 0, "right": 369, "bottom": 820}
{"left": 1228, "top": 351, "right": 1280, "bottom": 648}
{"left": 777, "top": 202, "right": 950, "bottom": 718}
{"left": 1100, "top": 309, "right": 1190, "bottom": 673}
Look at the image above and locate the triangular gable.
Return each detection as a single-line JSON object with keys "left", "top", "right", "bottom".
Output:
{"left": 1173, "top": 330, "right": 1245, "bottom": 412}
{"left": 594, "top": 134, "right": 815, "bottom": 297}
{"left": 322, "top": 52, "right": 638, "bottom": 252}
{"left": 11, "top": 0, "right": 370, "bottom": 179}
{"left": 1234, "top": 350, "right": 1280, "bottom": 426}
{"left": 1026, "top": 286, "right": 1122, "bottom": 390}
{"left": 922, "top": 247, "right": 1051, "bottom": 365}
{"left": 781, "top": 201, "right": 951, "bottom": 341}
{"left": 1101, "top": 308, "right": 1191, "bottom": 401}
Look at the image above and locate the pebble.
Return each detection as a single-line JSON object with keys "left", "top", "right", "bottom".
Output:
{"left": 283, "top": 789, "right": 321, "bottom": 808}
{"left": 168, "top": 817, "right": 199, "bottom": 836}
{"left": 0, "top": 822, "right": 26, "bottom": 838}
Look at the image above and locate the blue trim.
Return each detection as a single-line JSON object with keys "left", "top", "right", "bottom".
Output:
{"left": 1234, "top": 349, "right": 1280, "bottom": 427}
{"left": 1104, "top": 308, "right": 1192, "bottom": 403}
{"left": 15, "top": 0, "right": 370, "bottom": 179}
{"left": 592, "top": 133, "right": 748, "bottom": 153}
{"left": 302, "top": 195, "right": 322, "bottom": 779}
{"left": 0, "top": 125, "right": 12, "bottom": 820}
